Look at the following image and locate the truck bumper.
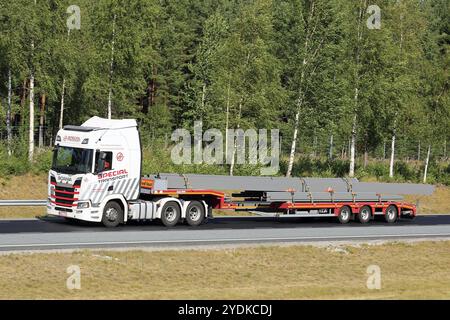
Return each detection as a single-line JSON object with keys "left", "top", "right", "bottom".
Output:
{"left": 47, "top": 201, "right": 102, "bottom": 223}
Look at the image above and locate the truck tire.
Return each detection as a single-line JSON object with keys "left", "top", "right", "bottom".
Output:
{"left": 358, "top": 206, "right": 372, "bottom": 224}
{"left": 385, "top": 205, "right": 398, "bottom": 223}
{"left": 161, "top": 201, "right": 181, "bottom": 227}
{"left": 102, "top": 201, "right": 123, "bottom": 228}
{"left": 338, "top": 206, "right": 352, "bottom": 224}
{"left": 185, "top": 201, "right": 205, "bottom": 226}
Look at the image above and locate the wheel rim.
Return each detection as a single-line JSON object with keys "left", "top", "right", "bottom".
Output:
{"left": 341, "top": 208, "right": 349, "bottom": 221}
{"left": 164, "top": 206, "right": 177, "bottom": 222}
{"left": 361, "top": 208, "right": 370, "bottom": 221}
{"left": 189, "top": 206, "right": 200, "bottom": 221}
{"left": 105, "top": 208, "right": 118, "bottom": 222}
{"left": 387, "top": 208, "right": 396, "bottom": 220}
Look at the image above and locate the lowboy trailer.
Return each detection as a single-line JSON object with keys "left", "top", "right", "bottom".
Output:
{"left": 47, "top": 117, "right": 426, "bottom": 227}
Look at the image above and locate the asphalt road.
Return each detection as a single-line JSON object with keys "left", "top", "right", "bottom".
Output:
{"left": 0, "top": 215, "right": 450, "bottom": 251}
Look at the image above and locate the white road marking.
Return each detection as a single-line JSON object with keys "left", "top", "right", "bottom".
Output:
{"left": 1, "top": 232, "right": 450, "bottom": 249}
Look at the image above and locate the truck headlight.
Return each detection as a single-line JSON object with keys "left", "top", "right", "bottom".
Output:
{"left": 77, "top": 201, "right": 90, "bottom": 209}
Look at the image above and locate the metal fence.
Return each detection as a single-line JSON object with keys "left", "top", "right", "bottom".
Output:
{"left": 0, "top": 200, "right": 47, "bottom": 207}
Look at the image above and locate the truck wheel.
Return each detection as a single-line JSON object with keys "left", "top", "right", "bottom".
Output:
{"left": 102, "top": 201, "right": 123, "bottom": 228}
{"left": 161, "top": 201, "right": 181, "bottom": 227}
{"left": 358, "top": 206, "right": 372, "bottom": 224}
{"left": 185, "top": 201, "right": 205, "bottom": 226}
{"left": 338, "top": 206, "right": 352, "bottom": 224}
{"left": 385, "top": 205, "right": 398, "bottom": 223}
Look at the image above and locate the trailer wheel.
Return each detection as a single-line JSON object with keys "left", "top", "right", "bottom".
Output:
{"left": 338, "top": 206, "right": 352, "bottom": 224}
{"left": 185, "top": 201, "right": 205, "bottom": 226}
{"left": 358, "top": 206, "right": 372, "bottom": 224}
{"left": 161, "top": 201, "right": 181, "bottom": 227}
{"left": 102, "top": 201, "right": 123, "bottom": 228}
{"left": 385, "top": 205, "right": 398, "bottom": 223}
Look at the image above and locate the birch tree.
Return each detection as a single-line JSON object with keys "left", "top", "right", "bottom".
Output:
{"left": 28, "top": 0, "right": 38, "bottom": 162}
{"left": 274, "top": 0, "right": 345, "bottom": 177}
{"left": 348, "top": 0, "right": 368, "bottom": 178}
{"left": 107, "top": 13, "right": 116, "bottom": 120}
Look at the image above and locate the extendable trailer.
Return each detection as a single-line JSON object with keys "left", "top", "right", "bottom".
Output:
{"left": 47, "top": 117, "right": 425, "bottom": 227}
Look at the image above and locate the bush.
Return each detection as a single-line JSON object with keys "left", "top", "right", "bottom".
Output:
{"left": 31, "top": 149, "right": 53, "bottom": 175}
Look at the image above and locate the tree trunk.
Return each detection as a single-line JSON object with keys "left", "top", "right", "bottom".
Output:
{"left": 107, "top": 14, "right": 117, "bottom": 119}
{"left": 349, "top": 0, "right": 366, "bottom": 177}
{"left": 423, "top": 145, "right": 431, "bottom": 183}
{"left": 417, "top": 140, "right": 421, "bottom": 161}
{"left": 194, "top": 83, "right": 206, "bottom": 161}
{"left": 349, "top": 114, "right": 357, "bottom": 177}
{"left": 59, "top": 78, "right": 65, "bottom": 129}
{"left": 58, "top": 30, "right": 71, "bottom": 129}
{"left": 29, "top": 72, "right": 35, "bottom": 162}
{"left": 286, "top": 111, "right": 300, "bottom": 177}
{"left": 29, "top": 0, "right": 36, "bottom": 162}
{"left": 229, "top": 99, "right": 242, "bottom": 176}
{"left": 201, "top": 83, "right": 206, "bottom": 113}
{"left": 312, "top": 133, "right": 317, "bottom": 158}
{"left": 329, "top": 134, "right": 333, "bottom": 160}
{"left": 38, "top": 93, "right": 46, "bottom": 148}
{"left": 364, "top": 147, "right": 368, "bottom": 169}
{"left": 286, "top": 1, "right": 317, "bottom": 177}
{"left": 389, "top": 130, "right": 396, "bottom": 178}
{"left": 151, "top": 66, "right": 157, "bottom": 106}
{"left": 7, "top": 68, "right": 12, "bottom": 156}
{"left": 20, "top": 78, "right": 27, "bottom": 110}
{"left": 225, "top": 79, "right": 230, "bottom": 158}
{"left": 444, "top": 139, "right": 447, "bottom": 159}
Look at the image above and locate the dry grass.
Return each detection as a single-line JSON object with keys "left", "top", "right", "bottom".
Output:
{"left": 0, "top": 175, "right": 449, "bottom": 219}
{"left": 0, "top": 174, "right": 47, "bottom": 219}
{"left": 404, "top": 186, "right": 450, "bottom": 214}
{"left": 0, "top": 241, "right": 449, "bottom": 299}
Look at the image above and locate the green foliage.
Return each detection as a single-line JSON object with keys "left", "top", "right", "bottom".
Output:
{"left": 0, "top": 142, "right": 30, "bottom": 176}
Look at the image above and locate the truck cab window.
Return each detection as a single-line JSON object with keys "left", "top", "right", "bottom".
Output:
{"left": 95, "top": 151, "right": 113, "bottom": 173}
{"left": 52, "top": 146, "right": 93, "bottom": 174}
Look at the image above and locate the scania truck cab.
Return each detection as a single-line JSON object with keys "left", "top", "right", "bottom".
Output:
{"left": 48, "top": 117, "right": 142, "bottom": 226}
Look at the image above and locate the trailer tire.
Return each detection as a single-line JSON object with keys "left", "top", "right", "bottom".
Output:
{"left": 161, "top": 201, "right": 181, "bottom": 227}
{"left": 338, "top": 206, "right": 352, "bottom": 224}
{"left": 102, "top": 201, "right": 123, "bottom": 228}
{"left": 358, "top": 206, "right": 372, "bottom": 224}
{"left": 185, "top": 201, "right": 205, "bottom": 226}
{"left": 385, "top": 205, "right": 398, "bottom": 223}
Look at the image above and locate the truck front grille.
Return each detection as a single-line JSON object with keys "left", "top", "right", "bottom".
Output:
{"left": 50, "top": 179, "right": 81, "bottom": 209}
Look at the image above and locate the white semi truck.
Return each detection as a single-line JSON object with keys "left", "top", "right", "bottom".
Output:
{"left": 47, "top": 117, "right": 419, "bottom": 227}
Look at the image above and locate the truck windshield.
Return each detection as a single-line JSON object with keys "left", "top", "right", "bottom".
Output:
{"left": 52, "top": 146, "right": 93, "bottom": 174}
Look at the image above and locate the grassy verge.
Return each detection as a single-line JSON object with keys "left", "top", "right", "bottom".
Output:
{"left": 0, "top": 174, "right": 47, "bottom": 219}
{"left": 0, "top": 241, "right": 449, "bottom": 299}
{"left": 404, "top": 186, "right": 450, "bottom": 214}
